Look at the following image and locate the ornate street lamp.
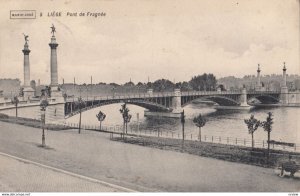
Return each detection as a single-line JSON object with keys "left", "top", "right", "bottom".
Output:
{"left": 77, "top": 97, "right": 85, "bottom": 134}
{"left": 40, "top": 99, "right": 49, "bottom": 147}
{"left": 11, "top": 96, "right": 19, "bottom": 118}
{"left": 181, "top": 110, "right": 185, "bottom": 141}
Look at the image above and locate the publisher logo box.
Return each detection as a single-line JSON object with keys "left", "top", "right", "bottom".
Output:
{"left": 10, "top": 10, "right": 36, "bottom": 19}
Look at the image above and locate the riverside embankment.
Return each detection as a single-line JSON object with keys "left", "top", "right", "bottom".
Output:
{"left": 0, "top": 121, "right": 299, "bottom": 191}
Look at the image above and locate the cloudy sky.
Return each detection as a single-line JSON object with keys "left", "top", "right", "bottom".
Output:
{"left": 0, "top": 0, "right": 299, "bottom": 85}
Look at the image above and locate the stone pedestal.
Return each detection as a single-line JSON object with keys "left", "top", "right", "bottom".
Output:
{"left": 23, "top": 86, "right": 35, "bottom": 101}
{"left": 50, "top": 86, "right": 65, "bottom": 103}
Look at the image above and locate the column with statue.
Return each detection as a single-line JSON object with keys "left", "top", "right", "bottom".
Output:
{"left": 22, "top": 34, "right": 35, "bottom": 100}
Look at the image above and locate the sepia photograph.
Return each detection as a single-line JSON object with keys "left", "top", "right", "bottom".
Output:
{"left": 0, "top": 0, "right": 299, "bottom": 194}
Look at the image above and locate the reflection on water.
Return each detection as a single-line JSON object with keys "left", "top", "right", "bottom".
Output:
{"left": 66, "top": 103, "right": 300, "bottom": 144}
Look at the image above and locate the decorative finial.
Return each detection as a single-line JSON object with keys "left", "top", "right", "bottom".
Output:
{"left": 50, "top": 24, "right": 56, "bottom": 36}
{"left": 283, "top": 62, "right": 286, "bottom": 71}
{"left": 23, "top": 33, "right": 29, "bottom": 43}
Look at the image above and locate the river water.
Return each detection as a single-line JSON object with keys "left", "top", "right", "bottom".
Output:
{"left": 66, "top": 103, "right": 300, "bottom": 144}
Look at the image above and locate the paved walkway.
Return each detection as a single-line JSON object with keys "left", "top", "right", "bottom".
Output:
{"left": 0, "top": 121, "right": 299, "bottom": 192}
{"left": 0, "top": 153, "right": 129, "bottom": 192}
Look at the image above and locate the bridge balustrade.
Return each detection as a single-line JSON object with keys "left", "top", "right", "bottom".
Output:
{"left": 65, "top": 89, "right": 280, "bottom": 103}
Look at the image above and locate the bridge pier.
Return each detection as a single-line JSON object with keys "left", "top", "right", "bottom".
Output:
{"left": 144, "top": 88, "right": 182, "bottom": 118}
{"left": 171, "top": 88, "right": 182, "bottom": 113}
{"left": 239, "top": 88, "right": 249, "bottom": 107}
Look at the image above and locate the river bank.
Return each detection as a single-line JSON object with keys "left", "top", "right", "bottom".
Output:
{"left": 1, "top": 114, "right": 299, "bottom": 169}
{"left": 0, "top": 121, "right": 299, "bottom": 191}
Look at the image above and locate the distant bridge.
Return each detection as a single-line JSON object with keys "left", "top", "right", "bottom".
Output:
{"left": 64, "top": 89, "right": 281, "bottom": 118}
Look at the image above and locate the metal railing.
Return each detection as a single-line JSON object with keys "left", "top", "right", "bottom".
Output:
{"left": 63, "top": 122, "right": 300, "bottom": 152}
{"left": 65, "top": 90, "right": 280, "bottom": 102}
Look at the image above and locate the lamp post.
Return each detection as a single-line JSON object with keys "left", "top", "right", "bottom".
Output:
{"left": 78, "top": 97, "right": 84, "bottom": 134}
{"left": 124, "top": 114, "right": 132, "bottom": 134}
{"left": 181, "top": 110, "right": 185, "bottom": 141}
{"left": 11, "top": 96, "right": 19, "bottom": 118}
{"left": 40, "top": 99, "right": 49, "bottom": 147}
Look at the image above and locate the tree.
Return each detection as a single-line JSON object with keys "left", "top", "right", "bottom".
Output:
{"left": 40, "top": 99, "right": 49, "bottom": 147}
{"left": 180, "top": 81, "right": 192, "bottom": 91}
{"left": 11, "top": 96, "right": 19, "bottom": 118}
{"left": 244, "top": 114, "right": 260, "bottom": 149}
{"left": 19, "top": 87, "right": 24, "bottom": 97}
{"left": 218, "top": 84, "right": 226, "bottom": 91}
{"left": 193, "top": 114, "right": 207, "bottom": 142}
{"left": 96, "top": 111, "right": 106, "bottom": 130}
{"left": 137, "top": 82, "right": 144, "bottom": 86}
{"left": 119, "top": 103, "right": 132, "bottom": 135}
{"left": 260, "top": 112, "right": 274, "bottom": 162}
{"left": 124, "top": 81, "right": 135, "bottom": 86}
{"left": 42, "top": 86, "right": 51, "bottom": 97}
{"left": 152, "top": 79, "right": 175, "bottom": 92}
{"left": 189, "top": 73, "right": 217, "bottom": 91}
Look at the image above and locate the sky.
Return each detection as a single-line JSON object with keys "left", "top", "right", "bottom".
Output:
{"left": 0, "top": 0, "right": 299, "bottom": 85}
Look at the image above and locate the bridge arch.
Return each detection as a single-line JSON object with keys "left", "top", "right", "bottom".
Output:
{"left": 181, "top": 95, "right": 241, "bottom": 107}
{"left": 65, "top": 99, "right": 171, "bottom": 118}
{"left": 247, "top": 94, "right": 280, "bottom": 104}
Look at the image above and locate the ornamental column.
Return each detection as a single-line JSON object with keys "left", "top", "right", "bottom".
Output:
{"left": 282, "top": 62, "right": 287, "bottom": 88}
{"left": 48, "top": 24, "right": 64, "bottom": 103}
{"left": 45, "top": 25, "right": 65, "bottom": 125}
{"left": 23, "top": 41, "right": 30, "bottom": 87}
{"left": 49, "top": 34, "right": 59, "bottom": 87}
{"left": 255, "top": 64, "right": 262, "bottom": 91}
{"left": 280, "top": 62, "right": 288, "bottom": 105}
{"left": 22, "top": 36, "right": 35, "bottom": 100}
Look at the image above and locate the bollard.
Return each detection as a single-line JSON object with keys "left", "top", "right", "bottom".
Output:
{"left": 244, "top": 139, "right": 246, "bottom": 146}
{"left": 212, "top": 136, "right": 214, "bottom": 143}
